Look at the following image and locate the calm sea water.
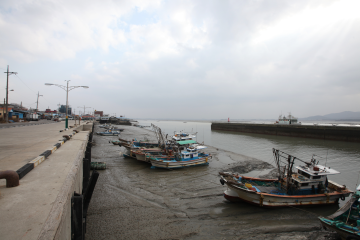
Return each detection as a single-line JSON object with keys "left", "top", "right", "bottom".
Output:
{"left": 137, "top": 120, "right": 360, "bottom": 191}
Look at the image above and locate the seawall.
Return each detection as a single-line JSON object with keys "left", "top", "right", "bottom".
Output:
{"left": 211, "top": 123, "right": 360, "bottom": 142}
{"left": 0, "top": 121, "right": 95, "bottom": 240}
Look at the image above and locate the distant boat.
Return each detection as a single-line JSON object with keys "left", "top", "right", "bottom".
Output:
{"left": 171, "top": 132, "right": 196, "bottom": 141}
{"left": 96, "top": 130, "right": 121, "bottom": 136}
{"left": 275, "top": 113, "right": 301, "bottom": 125}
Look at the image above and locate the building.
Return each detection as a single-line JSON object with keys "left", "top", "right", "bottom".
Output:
{"left": 45, "top": 109, "right": 58, "bottom": 114}
{"left": 59, "top": 105, "right": 72, "bottom": 115}
{"left": 94, "top": 111, "right": 103, "bottom": 117}
{"left": 0, "top": 104, "right": 13, "bottom": 120}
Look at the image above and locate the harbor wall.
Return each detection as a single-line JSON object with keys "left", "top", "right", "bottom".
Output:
{"left": 0, "top": 122, "right": 94, "bottom": 240}
{"left": 211, "top": 123, "right": 360, "bottom": 142}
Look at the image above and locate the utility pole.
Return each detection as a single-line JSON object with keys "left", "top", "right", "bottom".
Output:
{"left": 36, "top": 92, "right": 43, "bottom": 112}
{"left": 78, "top": 105, "right": 91, "bottom": 116}
{"left": 4, "top": 65, "right": 17, "bottom": 122}
{"left": 2, "top": 98, "right": 4, "bottom": 121}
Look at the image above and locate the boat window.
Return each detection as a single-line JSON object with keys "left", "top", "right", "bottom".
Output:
{"left": 313, "top": 176, "right": 321, "bottom": 179}
{"left": 301, "top": 183, "right": 309, "bottom": 186}
{"left": 298, "top": 170, "right": 311, "bottom": 179}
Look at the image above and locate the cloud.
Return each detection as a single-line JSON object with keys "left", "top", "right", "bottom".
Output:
{"left": 1, "top": 0, "right": 359, "bottom": 119}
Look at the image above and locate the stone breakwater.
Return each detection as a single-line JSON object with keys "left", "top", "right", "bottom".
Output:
{"left": 211, "top": 122, "right": 360, "bottom": 142}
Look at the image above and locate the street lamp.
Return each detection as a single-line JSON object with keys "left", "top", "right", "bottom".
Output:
{"left": 45, "top": 80, "right": 89, "bottom": 128}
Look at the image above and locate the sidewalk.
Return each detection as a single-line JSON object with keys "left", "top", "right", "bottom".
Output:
{"left": 0, "top": 120, "right": 82, "bottom": 173}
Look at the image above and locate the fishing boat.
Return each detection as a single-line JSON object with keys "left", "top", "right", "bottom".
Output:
{"left": 110, "top": 140, "right": 121, "bottom": 145}
{"left": 150, "top": 145, "right": 211, "bottom": 169}
{"left": 133, "top": 148, "right": 164, "bottom": 162}
{"left": 219, "top": 148, "right": 352, "bottom": 207}
{"left": 105, "top": 127, "right": 124, "bottom": 131}
{"left": 100, "top": 114, "right": 110, "bottom": 123}
{"left": 319, "top": 186, "right": 360, "bottom": 239}
{"left": 123, "top": 149, "right": 137, "bottom": 159}
{"left": 171, "top": 132, "right": 197, "bottom": 141}
{"left": 99, "top": 124, "right": 111, "bottom": 128}
{"left": 275, "top": 113, "right": 301, "bottom": 125}
{"left": 96, "top": 129, "right": 121, "bottom": 136}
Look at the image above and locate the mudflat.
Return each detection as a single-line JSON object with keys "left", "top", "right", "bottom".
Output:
{"left": 86, "top": 124, "right": 339, "bottom": 240}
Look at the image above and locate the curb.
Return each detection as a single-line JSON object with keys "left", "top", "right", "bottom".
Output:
{"left": 15, "top": 130, "right": 79, "bottom": 180}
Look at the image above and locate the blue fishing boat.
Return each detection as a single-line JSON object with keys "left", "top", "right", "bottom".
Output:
{"left": 149, "top": 145, "right": 211, "bottom": 169}
{"left": 320, "top": 186, "right": 360, "bottom": 240}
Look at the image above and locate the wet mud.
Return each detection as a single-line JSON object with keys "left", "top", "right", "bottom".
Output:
{"left": 86, "top": 125, "right": 340, "bottom": 240}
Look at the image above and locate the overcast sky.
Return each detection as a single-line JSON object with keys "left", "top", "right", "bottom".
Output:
{"left": 0, "top": 0, "right": 359, "bottom": 119}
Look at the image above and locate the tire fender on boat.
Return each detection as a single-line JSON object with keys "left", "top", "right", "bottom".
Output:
{"left": 341, "top": 195, "right": 346, "bottom": 201}
{"left": 220, "top": 178, "right": 225, "bottom": 185}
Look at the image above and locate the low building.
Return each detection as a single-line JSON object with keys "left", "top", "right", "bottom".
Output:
{"left": 94, "top": 111, "right": 103, "bottom": 117}
{"left": 0, "top": 104, "right": 14, "bottom": 120}
{"left": 45, "top": 109, "right": 58, "bottom": 114}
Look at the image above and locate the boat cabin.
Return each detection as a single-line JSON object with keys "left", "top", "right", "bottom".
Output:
{"left": 181, "top": 150, "right": 198, "bottom": 159}
{"left": 276, "top": 114, "right": 301, "bottom": 125}
{"left": 291, "top": 165, "right": 340, "bottom": 194}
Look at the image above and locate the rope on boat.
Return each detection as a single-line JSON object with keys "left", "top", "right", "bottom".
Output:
{"left": 286, "top": 205, "right": 321, "bottom": 217}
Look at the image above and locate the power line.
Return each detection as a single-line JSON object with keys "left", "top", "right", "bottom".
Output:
{"left": 15, "top": 75, "right": 36, "bottom": 94}
{"left": 14, "top": 75, "right": 53, "bottom": 109}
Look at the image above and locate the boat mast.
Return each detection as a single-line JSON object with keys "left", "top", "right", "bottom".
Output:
{"left": 273, "top": 148, "right": 296, "bottom": 194}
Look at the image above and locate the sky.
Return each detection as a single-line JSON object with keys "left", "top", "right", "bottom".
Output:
{"left": 0, "top": 0, "right": 359, "bottom": 119}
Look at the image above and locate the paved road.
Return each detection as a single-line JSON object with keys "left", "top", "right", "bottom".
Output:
{"left": 0, "top": 125, "right": 90, "bottom": 240}
{"left": 0, "top": 120, "right": 80, "bottom": 173}
{"left": 0, "top": 119, "right": 59, "bottom": 129}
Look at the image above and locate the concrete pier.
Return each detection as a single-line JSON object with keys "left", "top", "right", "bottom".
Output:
{"left": 0, "top": 121, "right": 93, "bottom": 240}
{"left": 211, "top": 122, "right": 360, "bottom": 142}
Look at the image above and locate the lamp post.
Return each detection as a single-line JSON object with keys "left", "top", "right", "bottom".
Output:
{"left": 45, "top": 80, "right": 89, "bottom": 128}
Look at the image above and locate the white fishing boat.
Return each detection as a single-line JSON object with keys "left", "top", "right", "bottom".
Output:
{"left": 96, "top": 129, "right": 121, "bottom": 136}
{"left": 275, "top": 113, "right": 301, "bottom": 125}
{"left": 171, "top": 132, "right": 197, "bottom": 141}
{"left": 219, "top": 149, "right": 352, "bottom": 207}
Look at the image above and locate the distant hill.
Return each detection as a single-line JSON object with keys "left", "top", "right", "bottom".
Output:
{"left": 300, "top": 111, "right": 360, "bottom": 121}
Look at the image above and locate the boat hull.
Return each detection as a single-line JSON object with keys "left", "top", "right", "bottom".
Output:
{"left": 319, "top": 218, "right": 360, "bottom": 240}
{"left": 135, "top": 152, "right": 147, "bottom": 162}
{"left": 150, "top": 157, "right": 209, "bottom": 169}
{"left": 224, "top": 188, "right": 242, "bottom": 202}
{"left": 226, "top": 183, "right": 349, "bottom": 207}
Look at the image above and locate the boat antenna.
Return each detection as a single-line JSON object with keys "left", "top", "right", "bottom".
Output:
{"left": 203, "top": 126, "right": 204, "bottom": 144}
{"left": 325, "top": 149, "right": 329, "bottom": 167}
